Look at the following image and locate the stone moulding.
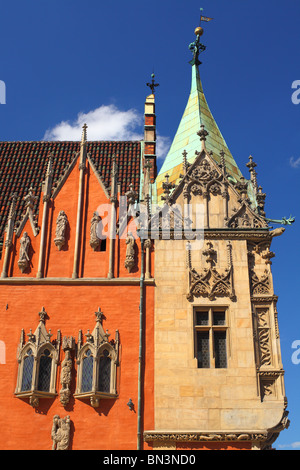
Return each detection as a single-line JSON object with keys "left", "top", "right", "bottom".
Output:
{"left": 143, "top": 409, "right": 290, "bottom": 450}
{"left": 143, "top": 431, "right": 267, "bottom": 443}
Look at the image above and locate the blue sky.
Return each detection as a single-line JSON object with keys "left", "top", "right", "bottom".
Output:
{"left": 1, "top": 0, "right": 300, "bottom": 450}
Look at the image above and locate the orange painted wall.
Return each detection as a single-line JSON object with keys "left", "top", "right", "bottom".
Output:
{"left": 79, "top": 164, "right": 110, "bottom": 278}
{"left": 45, "top": 160, "right": 79, "bottom": 278}
{"left": 0, "top": 283, "right": 154, "bottom": 450}
{"left": 0, "top": 155, "right": 155, "bottom": 450}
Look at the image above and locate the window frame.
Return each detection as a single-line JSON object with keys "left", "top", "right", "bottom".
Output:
{"left": 15, "top": 309, "right": 60, "bottom": 408}
{"left": 74, "top": 313, "right": 119, "bottom": 408}
{"left": 15, "top": 339, "right": 59, "bottom": 406}
{"left": 194, "top": 306, "right": 229, "bottom": 369}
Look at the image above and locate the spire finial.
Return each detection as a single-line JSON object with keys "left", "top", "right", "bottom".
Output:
{"left": 146, "top": 73, "right": 159, "bottom": 94}
{"left": 188, "top": 10, "right": 213, "bottom": 66}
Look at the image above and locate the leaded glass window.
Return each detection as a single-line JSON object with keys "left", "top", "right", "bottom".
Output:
{"left": 21, "top": 349, "right": 34, "bottom": 392}
{"left": 195, "top": 308, "right": 228, "bottom": 369}
{"left": 37, "top": 349, "right": 52, "bottom": 392}
{"left": 98, "top": 350, "right": 111, "bottom": 393}
{"left": 214, "top": 331, "right": 227, "bottom": 368}
{"left": 196, "top": 331, "right": 210, "bottom": 368}
{"left": 81, "top": 349, "right": 94, "bottom": 392}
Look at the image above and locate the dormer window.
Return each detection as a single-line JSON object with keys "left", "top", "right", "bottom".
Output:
{"left": 15, "top": 307, "right": 61, "bottom": 407}
{"left": 74, "top": 307, "right": 119, "bottom": 408}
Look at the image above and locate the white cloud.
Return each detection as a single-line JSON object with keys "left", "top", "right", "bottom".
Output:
{"left": 156, "top": 135, "right": 171, "bottom": 161}
{"left": 43, "top": 104, "right": 170, "bottom": 160}
{"left": 277, "top": 441, "right": 300, "bottom": 450}
{"left": 289, "top": 156, "right": 300, "bottom": 169}
{"left": 43, "top": 104, "right": 143, "bottom": 142}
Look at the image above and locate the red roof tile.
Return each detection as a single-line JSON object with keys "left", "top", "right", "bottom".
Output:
{"left": 0, "top": 140, "right": 141, "bottom": 243}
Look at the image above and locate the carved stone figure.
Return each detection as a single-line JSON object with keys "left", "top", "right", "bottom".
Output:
{"left": 125, "top": 234, "right": 135, "bottom": 273}
{"left": 59, "top": 336, "right": 75, "bottom": 407}
{"left": 54, "top": 211, "right": 68, "bottom": 251}
{"left": 18, "top": 232, "right": 30, "bottom": 273}
{"left": 51, "top": 415, "right": 71, "bottom": 450}
{"left": 90, "top": 211, "right": 101, "bottom": 250}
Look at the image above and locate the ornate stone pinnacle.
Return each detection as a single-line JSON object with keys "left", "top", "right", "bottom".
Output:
{"left": 246, "top": 155, "right": 257, "bottom": 171}
{"left": 95, "top": 307, "right": 104, "bottom": 324}
{"left": 81, "top": 123, "right": 88, "bottom": 143}
{"left": 46, "top": 153, "right": 54, "bottom": 177}
{"left": 161, "top": 174, "right": 175, "bottom": 204}
{"left": 220, "top": 150, "right": 227, "bottom": 173}
{"left": 39, "top": 306, "right": 47, "bottom": 323}
{"left": 8, "top": 193, "right": 17, "bottom": 220}
{"left": 246, "top": 155, "right": 258, "bottom": 192}
{"left": 257, "top": 185, "right": 266, "bottom": 217}
{"left": 197, "top": 124, "right": 208, "bottom": 141}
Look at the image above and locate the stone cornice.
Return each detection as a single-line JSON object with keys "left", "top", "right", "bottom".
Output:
{"left": 0, "top": 277, "right": 156, "bottom": 286}
{"left": 138, "top": 229, "right": 271, "bottom": 242}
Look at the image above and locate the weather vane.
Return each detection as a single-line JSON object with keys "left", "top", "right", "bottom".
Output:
{"left": 146, "top": 73, "right": 159, "bottom": 94}
{"left": 189, "top": 8, "right": 213, "bottom": 66}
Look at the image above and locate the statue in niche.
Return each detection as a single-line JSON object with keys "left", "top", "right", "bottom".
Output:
{"left": 18, "top": 232, "right": 30, "bottom": 273}
{"left": 51, "top": 415, "right": 71, "bottom": 450}
{"left": 125, "top": 233, "right": 135, "bottom": 273}
{"left": 59, "top": 336, "right": 74, "bottom": 407}
{"left": 90, "top": 211, "right": 101, "bottom": 251}
{"left": 54, "top": 211, "right": 68, "bottom": 251}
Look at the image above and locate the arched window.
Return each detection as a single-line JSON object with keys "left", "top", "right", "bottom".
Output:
{"left": 15, "top": 308, "right": 61, "bottom": 408}
{"left": 98, "top": 349, "right": 111, "bottom": 393}
{"left": 21, "top": 348, "right": 34, "bottom": 392}
{"left": 37, "top": 348, "right": 53, "bottom": 392}
{"left": 81, "top": 349, "right": 94, "bottom": 393}
{"left": 74, "top": 308, "right": 119, "bottom": 408}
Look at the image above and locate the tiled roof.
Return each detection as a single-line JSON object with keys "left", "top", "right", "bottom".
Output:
{"left": 0, "top": 140, "right": 141, "bottom": 243}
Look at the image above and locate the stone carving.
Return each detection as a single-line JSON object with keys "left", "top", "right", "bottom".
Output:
{"left": 227, "top": 203, "right": 267, "bottom": 229}
{"left": 90, "top": 212, "right": 101, "bottom": 250}
{"left": 18, "top": 232, "right": 31, "bottom": 273}
{"left": 256, "top": 309, "right": 272, "bottom": 367}
{"left": 187, "top": 241, "right": 235, "bottom": 302}
{"left": 180, "top": 156, "right": 224, "bottom": 201}
{"left": 125, "top": 234, "right": 135, "bottom": 273}
{"left": 51, "top": 415, "right": 71, "bottom": 450}
{"left": 59, "top": 336, "right": 75, "bottom": 407}
{"left": 143, "top": 431, "right": 267, "bottom": 443}
{"left": 54, "top": 211, "right": 68, "bottom": 251}
{"left": 250, "top": 269, "right": 270, "bottom": 295}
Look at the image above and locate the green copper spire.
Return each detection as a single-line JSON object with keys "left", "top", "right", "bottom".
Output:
{"left": 156, "top": 24, "right": 243, "bottom": 200}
